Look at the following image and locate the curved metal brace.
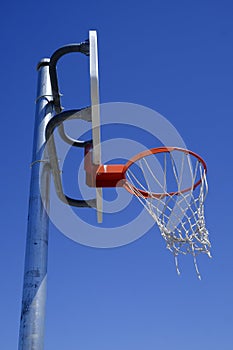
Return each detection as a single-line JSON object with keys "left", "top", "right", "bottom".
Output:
{"left": 58, "top": 125, "right": 85, "bottom": 147}
{"left": 47, "top": 41, "right": 95, "bottom": 207}
{"left": 57, "top": 106, "right": 92, "bottom": 148}
{"left": 49, "top": 41, "right": 89, "bottom": 114}
{"left": 45, "top": 109, "right": 96, "bottom": 208}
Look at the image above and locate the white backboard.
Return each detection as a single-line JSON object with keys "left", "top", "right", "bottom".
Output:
{"left": 89, "top": 30, "right": 103, "bottom": 223}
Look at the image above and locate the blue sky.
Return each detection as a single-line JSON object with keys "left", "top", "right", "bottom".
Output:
{"left": 1, "top": 0, "right": 233, "bottom": 349}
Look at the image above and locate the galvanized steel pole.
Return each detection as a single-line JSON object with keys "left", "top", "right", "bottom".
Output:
{"left": 18, "top": 59, "right": 53, "bottom": 350}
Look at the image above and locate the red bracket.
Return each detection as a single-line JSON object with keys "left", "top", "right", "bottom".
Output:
{"left": 84, "top": 145, "right": 125, "bottom": 188}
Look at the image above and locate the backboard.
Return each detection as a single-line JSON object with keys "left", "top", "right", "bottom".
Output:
{"left": 89, "top": 30, "right": 103, "bottom": 223}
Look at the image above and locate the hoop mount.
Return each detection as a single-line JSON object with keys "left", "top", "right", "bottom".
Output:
{"left": 84, "top": 145, "right": 207, "bottom": 198}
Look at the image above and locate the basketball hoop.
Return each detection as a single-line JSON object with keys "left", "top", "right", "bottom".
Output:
{"left": 42, "top": 30, "right": 211, "bottom": 280}
{"left": 85, "top": 146, "right": 211, "bottom": 279}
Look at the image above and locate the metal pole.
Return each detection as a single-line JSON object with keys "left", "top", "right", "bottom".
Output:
{"left": 18, "top": 59, "right": 53, "bottom": 350}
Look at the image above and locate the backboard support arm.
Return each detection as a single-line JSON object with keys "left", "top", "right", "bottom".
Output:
{"left": 45, "top": 109, "right": 96, "bottom": 208}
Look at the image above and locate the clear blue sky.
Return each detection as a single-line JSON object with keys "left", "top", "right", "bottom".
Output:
{"left": 1, "top": 0, "right": 233, "bottom": 349}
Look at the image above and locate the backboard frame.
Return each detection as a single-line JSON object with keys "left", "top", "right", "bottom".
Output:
{"left": 89, "top": 30, "right": 103, "bottom": 223}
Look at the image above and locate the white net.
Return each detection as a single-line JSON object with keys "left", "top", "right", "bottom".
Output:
{"left": 125, "top": 148, "right": 211, "bottom": 279}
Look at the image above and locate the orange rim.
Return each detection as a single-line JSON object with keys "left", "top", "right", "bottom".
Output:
{"left": 122, "top": 147, "right": 207, "bottom": 198}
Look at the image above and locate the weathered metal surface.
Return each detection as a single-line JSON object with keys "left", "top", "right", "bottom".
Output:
{"left": 18, "top": 59, "right": 53, "bottom": 350}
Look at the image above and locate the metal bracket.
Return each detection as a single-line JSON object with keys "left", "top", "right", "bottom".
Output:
{"left": 49, "top": 41, "right": 89, "bottom": 114}
{"left": 45, "top": 109, "right": 96, "bottom": 208}
{"left": 45, "top": 40, "right": 97, "bottom": 208}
